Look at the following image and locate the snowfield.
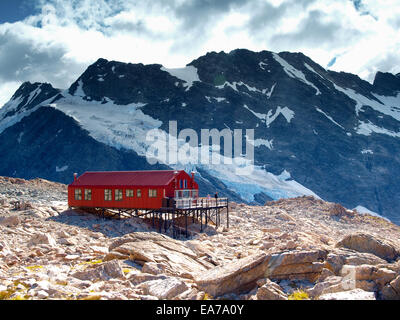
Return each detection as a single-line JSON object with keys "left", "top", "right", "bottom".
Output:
{"left": 160, "top": 65, "right": 201, "bottom": 91}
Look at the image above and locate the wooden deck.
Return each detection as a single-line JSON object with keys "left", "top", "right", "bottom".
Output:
{"left": 170, "top": 197, "right": 228, "bottom": 210}
{"left": 72, "top": 197, "right": 229, "bottom": 239}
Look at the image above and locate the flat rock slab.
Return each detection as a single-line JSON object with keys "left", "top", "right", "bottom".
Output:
{"left": 112, "top": 237, "right": 208, "bottom": 279}
{"left": 195, "top": 253, "right": 269, "bottom": 297}
{"left": 195, "top": 250, "right": 328, "bottom": 297}
{"left": 336, "top": 233, "right": 399, "bottom": 261}
{"left": 71, "top": 260, "right": 124, "bottom": 281}
{"left": 138, "top": 277, "right": 189, "bottom": 299}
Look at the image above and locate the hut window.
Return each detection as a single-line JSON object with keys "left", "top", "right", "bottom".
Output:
{"left": 137, "top": 189, "right": 142, "bottom": 198}
{"left": 149, "top": 189, "right": 157, "bottom": 198}
{"left": 74, "top": 189, "right": 82, "bottom": 200}
{"left": 104, "top": 189, "right": 112, "bottom": 201}
{"left": 179, "top": 180, "right": 183, "bottom": 189}
{"left": 115, "top": 189, "right": 123, "bottom": 201}
{"left": 126, "top": 189, "right": 134, "bottom": 198}
{"left": 84, "top": 189, "right": 92, "bottom": 201}
{"left": 184, "top": 180, "right": 187, "bottom": 188}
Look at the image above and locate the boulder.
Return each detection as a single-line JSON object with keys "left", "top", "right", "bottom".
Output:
{"left": 256, "top": 279, "right": 288, "bottom": 300}
{"left": 137, "top": 277, "right": 189, "bottom": 299}
{"left": 348, "top": 264, "right": 397, "bottom": 288}
{"left": 112, "top": 237, "right": 207, "bottom": 279}
{"left": 0, "top": 215, "right": 20, "bottom": 227}
{"left": 318, "top": 268, "right": 336, "bottom": 281}
{"left": 29, "top": 233, "right": 57, "bottom": 247}
{"left": 264, "top": 249, "right": 327, "bottom": 282}
{"left": 325, "top": 249, "right": 387, "bottom": 275}
{"left": 195, "top": 253, "right": 269, "bottom": 297}
{"left": 128, "top": 273, "right": 168, "bottom": 286}
{"left": 103, "top": 251, "right": 130, "bottom": 261}
{"left": 380, "top": 275, "right": 400, "bottom": 300}
{"left": 336, "top": 233, "right": 399, "bottom": 261}
{"left": 195, "top": 250, "right": 327, "bottom": 297}
{"left": 71, "top": 260, "right": 124, "bottom": 281}
{"left": 308, "top": 263, "right": 397, "bottom": 298}
{"left": 308, "top": 274, "right": 376, "bottom": 298}
{"left": 142, "top": 262, "right": 169, "bottom": 275}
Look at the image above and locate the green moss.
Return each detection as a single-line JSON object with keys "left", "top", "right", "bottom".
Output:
{"left": 213, "top": 74, "right": 226, "bottom": 87}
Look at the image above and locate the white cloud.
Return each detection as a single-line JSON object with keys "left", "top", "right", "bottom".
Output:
{"left": 0, "top": 0, "right": 399, "bottom": 106}
{"left": 0, "top": 82, "right": 21, "bottom": 108}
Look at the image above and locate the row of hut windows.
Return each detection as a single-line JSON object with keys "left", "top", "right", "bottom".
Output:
{"left": 179, "top": 180, "right": 188, "bottom": 189}
{"left": 74, "top": 188, "right": 157, "bottom": 201}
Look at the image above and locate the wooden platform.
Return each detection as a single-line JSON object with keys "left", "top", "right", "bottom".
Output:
{"left": 70, "top": 197, "right": 229, "bottom": 238}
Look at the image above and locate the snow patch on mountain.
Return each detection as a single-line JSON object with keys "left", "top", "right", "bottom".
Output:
{"left": 272, "top": 53, "right": 321, "bottom": 95}
{"left": 56, "top": 165, "right": 69, "bottom": 172}
{"left": 160, "top": 66, "right": 201, "bottom": 91}
{"left": 304, "top": 63, "right": 325, "bottom": 80}
{"left": 0, "top": 92, "right": 57, "bottom": 135}
{"left": 315, "top": 107, "right": 345, "bottom": 130}
{"left": 202, "top": 163, "right": 320, "bottom": 202}
{"left": 205, "top": 96, "right": 227, "bottom": 103}
{"left": 243, "top": 104, "right": 295, "bottom": 128}
{"left": 246, "top": 137, "right": 274, "bottom": 150}
{"left": 259, "top": 61, "right": 268, "bottom": 71}
{"left": 361, "top": 149, "right": 373, "bottom": 154}
{"left": 354, "top": 205, "right": 390, "bottom": 222}
{"left": 355, "top": 120, "right": 400, "bottom": 138}
{"left": 217, "top": 81, "right": 271, "bottom": 96}
{"left": 17, "top": 132, "right": 24, "bottom": 144}
{"left": 252, "top": 138, "right": 273, "bottom": 150}
{"left": 332, "top": 84, "right": 400, "bottom": 122}
{"left": 371, "top": 92, "right": 400, "bottom": 120}
{"left": 50, "top": 93, "right": 161, "bottom": 154}
{"left": 74, "top": 80, "right": 86, "bottom": 97}
{"left": 265, "top": 83, "right": 276, "bottom": 99}
{"left": 266, "top": 106, "right": 295, "bottom": 127}
{"left": 25, "top": 86, "right": 42, "bottom": 106}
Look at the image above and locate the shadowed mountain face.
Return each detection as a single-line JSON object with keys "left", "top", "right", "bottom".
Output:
{"left": 1, "top": 49, "right": 400, "bottom": 223}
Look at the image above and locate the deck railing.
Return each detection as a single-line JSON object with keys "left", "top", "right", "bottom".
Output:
{"left": 174, "top": 197, "right": 228, "bottom": 209}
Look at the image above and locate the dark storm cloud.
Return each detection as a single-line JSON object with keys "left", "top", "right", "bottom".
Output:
{"left": 164, "top": 0, "right": 320, "bottom": 54}
{"left": 172, "top": 0, "right": 245, "bottom": 28}
{"left": 245, "top": 0, "right": 315, "bottom": 32}
{"left": 0, "top": 30, "right": 86, "bottom": 89}
{"left": 268, "top": 10, "right": 362, "bottom": 48}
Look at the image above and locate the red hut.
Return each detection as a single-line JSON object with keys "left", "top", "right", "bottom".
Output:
{"left": 68, "top": 170, "right": 199, "bottom": 210}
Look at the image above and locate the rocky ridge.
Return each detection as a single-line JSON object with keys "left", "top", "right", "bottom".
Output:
{"left": 0, "top": 176, "right": 400, "bottom": 300}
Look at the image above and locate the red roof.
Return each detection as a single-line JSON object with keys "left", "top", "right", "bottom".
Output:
{"left": 69, "top": 170, "right": 185, "bottom": 187}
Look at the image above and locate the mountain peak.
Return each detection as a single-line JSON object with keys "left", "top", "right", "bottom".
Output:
{"left": 10, "top": 82, "right": 58, "bottom": 102}
{"left": 373, "top": 71, "right": 400, "bottom": 95}
{"left": 67, "top": 58, "right": 184, "bottom": 104}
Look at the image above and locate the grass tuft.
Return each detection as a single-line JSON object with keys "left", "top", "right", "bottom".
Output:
{"left": 288, "top": 290, "right": 310, "bottom": 300}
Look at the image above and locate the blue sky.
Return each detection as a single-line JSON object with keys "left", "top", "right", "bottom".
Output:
{"left": 0, "top": 0, "right": 399, "bottom": 106}
{"left": 0, "top": 0, "right": 38, "bottom": 23}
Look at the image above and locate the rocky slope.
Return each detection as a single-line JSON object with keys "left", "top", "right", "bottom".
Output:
{"left": 1, "top": 176, "right": 399, "bottom": 300}
{"left": 1, "top": 49, "right": 400, "bottom": 222}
